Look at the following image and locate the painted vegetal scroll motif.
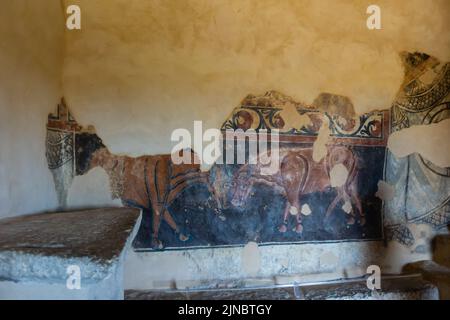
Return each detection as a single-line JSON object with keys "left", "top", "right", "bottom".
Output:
{"left": 222, "top": 92, "right": 386, "bottom": 143}
{"left": 384, "top": 52, "right": 450, "bottom": 246}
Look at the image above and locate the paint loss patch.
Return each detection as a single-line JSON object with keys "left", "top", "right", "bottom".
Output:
{"left": 387, "top": 119, "right": 450, "bottom": 168}
{"left": 329, "top": 163, "right": 349, "bottom": 188}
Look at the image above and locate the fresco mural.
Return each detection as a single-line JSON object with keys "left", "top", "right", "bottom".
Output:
{"left": 46, "top": 99, "right": 79, "bottom": 208}
{"left": 45, "top": 51, "right": 449, "bottom": 250}
{"left": 46, "top": 96, "right": 387, "bottom": 250}
{"left": 384, "top": 52, "right": 450, "bottom": 246}
{"left": 46, "top": 102, "right": 214, "bottom": 249}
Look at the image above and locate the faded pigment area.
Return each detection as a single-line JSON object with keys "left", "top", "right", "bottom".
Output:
{"left": 388, "top": 119, "right": 450, "bottom": 168}
{"left": 0, "top": 0, "right": 64, "bottom": 218}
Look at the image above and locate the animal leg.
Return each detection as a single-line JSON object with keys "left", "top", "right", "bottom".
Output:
{"left": 294, "top": 211, "right": 303, "bottom": 234}
{"left": 279, "top": 152, "right": 307, "bottom": 234}
{"left": 162, "top": 209, "right": 189, "bottom": 242}
{"left": 340, "top": 189, "right": 357, "bottom": 225}
{"left": 151, "top": 208, "right": 163, "bottom": 249}
{"left": 325, "top": 189, "right": 343, "bottom": 221}
{"left": 349, "top": 190, "right": 364, "bottom": 225}
{"left": 288, "top": 199, "right": 303, "bottom": 234}
{"left": 278, "top": 202, "right": 291, "bottom": 233}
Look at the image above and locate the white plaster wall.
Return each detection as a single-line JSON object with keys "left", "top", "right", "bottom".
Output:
{"left": 0, "top": 0, "right": 65, "bottom": 218}
{"left": 124, "top": 234, "right": 432, "bottom": 290}
{"left": 125, "top": 220, "right": 435, "bottom": 290}
{"left": 66, "top": 167, "right": 122, "bottom": 210}
{"left": 62, "top": 0, "right": 450, "bottom": 157}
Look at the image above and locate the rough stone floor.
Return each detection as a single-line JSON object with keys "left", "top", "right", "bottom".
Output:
{"left": 126, "top": 275, "right": 439, "bottom": 300}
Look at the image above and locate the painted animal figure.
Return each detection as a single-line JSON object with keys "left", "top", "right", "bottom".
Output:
{"left": 230, "top": 145, "right": 363, "bottom": 234}
{"left": 75, "top": 132, "right": 216, "bottom": 249}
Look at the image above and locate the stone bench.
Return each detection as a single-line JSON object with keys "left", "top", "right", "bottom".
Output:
{"left": 0, "top": 208, "right": 141, "bottom": 300}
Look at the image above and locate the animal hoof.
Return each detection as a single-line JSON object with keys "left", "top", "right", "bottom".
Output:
{"left": 359, "top": 217, "right": 366, "bottom": 226}
{"left": 278, "top": 224, "right": 288, "bottom": 233}
{"left": 294, "top": 224, "right": 303, "bottom": 234}
{"left": 151, "top": 238, "right": 163, "bottom": 249}
{"left": 347, "top": 217, "right": 355, "bottom": 225}
{"left": 179, "top": 233, "right": 190, "bottom": 242}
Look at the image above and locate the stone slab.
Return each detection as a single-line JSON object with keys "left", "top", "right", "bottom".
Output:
{"left": 0, "top": 208, "right": 140, "bottom": 262}
{"left": 0, "top": 208, "right": 140, "bottom": 299}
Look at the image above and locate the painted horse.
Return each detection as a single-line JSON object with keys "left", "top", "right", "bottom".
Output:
{"left": 229, "top": 145, "right": 363, "bottom": 234}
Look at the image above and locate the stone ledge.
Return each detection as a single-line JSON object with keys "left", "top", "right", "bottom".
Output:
{"left": 0, "top": 208, "right": 140, "bottom": 299}
{"left": 432, "top": 234, "right": 450, "bottom": 268}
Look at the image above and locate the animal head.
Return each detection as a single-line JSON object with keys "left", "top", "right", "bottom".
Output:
{"left": 75, "top": 129, "right": 106, "bottom": 175}
{"left": 326, "top": 146, "right": 355, "bottom": 171}
{"left": 208, "top": 165, "right": 235, "bottom": 210}
{"left": 230, "top": 167, "right": 253, "bottom": 208}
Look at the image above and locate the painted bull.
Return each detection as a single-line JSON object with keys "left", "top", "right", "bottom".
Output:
{"left": 229, "top": 145, "right": 364, "bottom": 234}
{"left": 46, "top": 101, "right": 220, "bottom": 249}
{"left": 76, "top": 133, "right": 219, "bottom": 249}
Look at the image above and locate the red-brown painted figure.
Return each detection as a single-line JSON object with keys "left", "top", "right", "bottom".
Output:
{"left": 75, "top": 133, "right": 216, "bottom": 249}
{"left": 229, "top": 145, "right": 364, "bottom": 234}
